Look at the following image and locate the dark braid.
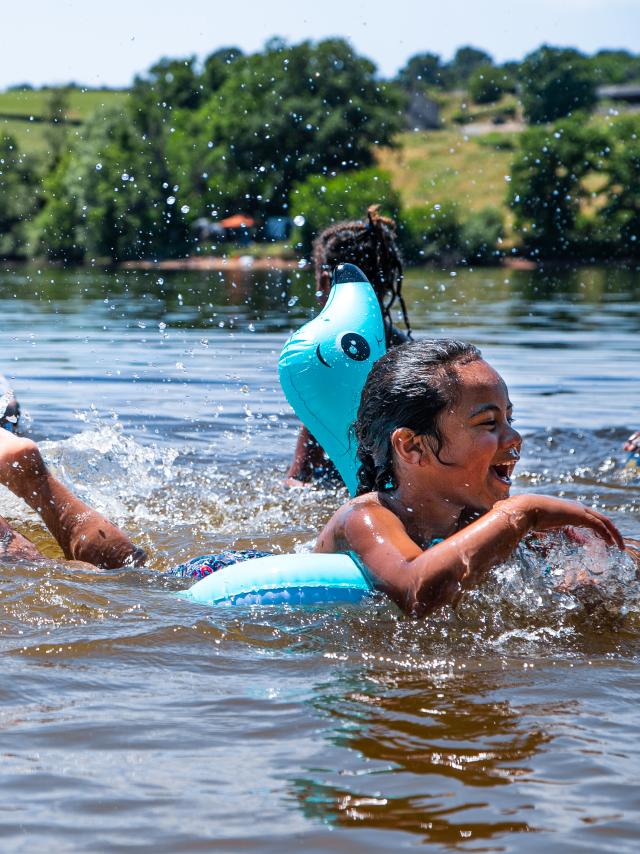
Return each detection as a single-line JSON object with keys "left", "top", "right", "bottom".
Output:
{"left": 355, "top": 339, "right": 482, "bottom": 495}
{"left": 313, "top": 204, "right": 413, "bottom": 340}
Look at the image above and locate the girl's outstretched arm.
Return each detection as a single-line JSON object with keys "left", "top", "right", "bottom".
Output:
{"left": 0, "top": 432, "right": 146, "bottom": 569}
{"left": 321, "top": 494, "right": 624, "bottom": 617}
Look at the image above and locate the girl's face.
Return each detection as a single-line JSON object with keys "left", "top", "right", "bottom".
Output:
{"left": 430, "top": 359, "right": 522, "bottom": 512}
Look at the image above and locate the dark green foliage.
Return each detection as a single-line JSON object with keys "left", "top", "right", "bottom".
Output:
{"left": 460, "top": 207, "right": 503, "bottom": 262}
{"left": 0, "top": 135, "right": 40, "bottom": 258}
{"left": 130, "top": 56, "right": 202, "bottom": 136}
{"left": 468, "top": 65, "right": 506, "bottom": 104}
{"left": 590, "top": 49, "right": 640, "bottom": 85}
{"left": 168, "top": 38, "right": 405, "bottom": 219}
{"left": 400, "top": 202, "right": 461, "bottom": 263}
{"left": 519, "top": 45, "right": 597, "bottom": 124}
{"left": 397, "top": 53, "right": 445, "bottom": 90}
{"left": 599, "top": 117, "right": 640, "bottom": 253}
{"left": 508, "top": 117, "right": 607, "bottom": 256}
{"left": 289, "top": 168, "right": 401, "bottom": 254}
{"left": 43, "top": 86, "right": 71, "bottom": 166}
{"left": 400, "top": 202, "right": 503, "bottom": 265}
{"left": 32, "top": 108, "right": 190, "bottom": 262}
{"left": 202, "top": 47, "right": 244, "bottom": 93}
{"left": 448, "top": 46, "right": 494, "bottom": 87}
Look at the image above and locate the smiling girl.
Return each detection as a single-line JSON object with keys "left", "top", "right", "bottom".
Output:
{"left": 315, "top": 339, "right": 632, "bottom": 617}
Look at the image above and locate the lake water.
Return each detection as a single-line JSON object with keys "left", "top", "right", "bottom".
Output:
{"left": 0, "top": 263, "right": 639, "bottom": 852}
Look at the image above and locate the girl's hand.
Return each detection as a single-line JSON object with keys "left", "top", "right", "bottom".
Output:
{"left": 508, "top": 494, "right": 624, "bottom": 549}
{"left": 624, "top": 431, "right": 640, "bottom": 453}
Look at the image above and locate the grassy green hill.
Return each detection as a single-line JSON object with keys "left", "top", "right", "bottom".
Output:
{"left": 376, "top": 129, "right": 516, "bottom": 214}
{"left": 0, "top": 88, "right": 128, "bottom": 155}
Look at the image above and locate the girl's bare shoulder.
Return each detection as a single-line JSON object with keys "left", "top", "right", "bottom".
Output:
{"left": 315, "top": 491, "right": 406, "bottom": 552}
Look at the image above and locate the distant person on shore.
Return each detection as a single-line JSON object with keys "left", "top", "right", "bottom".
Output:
{"left": 286, "top": 205, "right": 413, "bottom": 485}
{"left": 0, "top": 374, "right": 19, "bottom": 433}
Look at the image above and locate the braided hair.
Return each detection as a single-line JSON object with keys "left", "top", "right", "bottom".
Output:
{"left": 313, "top": 205, "right": 412, "bottom": 340}
{"left": 355, "top": 339, "right": 482, "bottom": 495}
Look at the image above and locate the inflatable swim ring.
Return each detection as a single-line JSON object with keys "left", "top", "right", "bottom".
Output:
{"left": 181, "top": 264, "right": 383, "bottom": 608}
{"left": 278, "top": 262, "right": 386, "bottom": 496}
{"left": 178, "top": 552, "right": 372, "bottom": 607}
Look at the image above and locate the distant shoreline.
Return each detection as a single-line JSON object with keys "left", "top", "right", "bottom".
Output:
{"left": 120, "top": 255, "right": 299, "bottom": 272}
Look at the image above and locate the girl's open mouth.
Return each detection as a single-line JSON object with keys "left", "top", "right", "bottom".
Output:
{"left": 491, "top": 462, "right": 516, "bottom": 485}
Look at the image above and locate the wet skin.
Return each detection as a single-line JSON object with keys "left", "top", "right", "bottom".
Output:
{"left": 315, "top": 360, "right": 626, "bottom": 617}
{"left": 0, "top": 429, "right": 145, "bottom": 569}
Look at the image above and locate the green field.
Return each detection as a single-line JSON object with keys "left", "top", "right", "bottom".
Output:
{"left": 0, "top": 88, "right": 128, "bottom": 155}
{"left": 377, "top": 129, "right": 516, "bottom": 213}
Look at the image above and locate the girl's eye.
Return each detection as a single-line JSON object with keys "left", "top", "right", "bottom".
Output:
{"left": 479, "top": 419, "right": 497, "bottom": 429}
{"left": 508, "top": 416, "right": 516, "bottom": 425}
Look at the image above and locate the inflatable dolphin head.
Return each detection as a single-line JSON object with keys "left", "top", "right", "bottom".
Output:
{"left": 278, "top": 263, "right": 386, "bottom": 495}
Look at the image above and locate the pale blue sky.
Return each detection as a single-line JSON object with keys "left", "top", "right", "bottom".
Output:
{"left": 3, "top": 0, "right": 639, "bottom": 89}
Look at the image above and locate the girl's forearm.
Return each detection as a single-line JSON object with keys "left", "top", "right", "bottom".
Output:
{"left": 406, "top": 499, "right": 531, "bottom": 615}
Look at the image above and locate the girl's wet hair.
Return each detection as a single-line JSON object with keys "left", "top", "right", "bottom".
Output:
{"left": 355, "top": 339, "right": 482, "bottom": 494}
{"left": 313, "top": 204, "right": 412, "bottom": 338}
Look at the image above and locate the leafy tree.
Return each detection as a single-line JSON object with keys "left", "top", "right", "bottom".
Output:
{"left": 289, "top": 168, "right": 401, "bottom": 254}
{"left": 0, "top": 136, "right": 39, "bottom": 258}
{"left": 590, "top": 49, "right": 640, "bottom": 85}
{"left": 43, "top": 86, "right": 71, "bottom": 166}
{"left": 460, "top": 207, "right": 503, "bottom": 262}
{"left": 130, "top": 56, "right": 202, "bottom": 136}
{"left": 447, "top": 46, "right": 493, "bottom": 87}
{"left": 508, "top": 117, "right": 607, "bottom": 256}
{"left": 32, "top": 108, "right": 189, "bottom": 262}
{"left": 397, "top": 52, "right": 445, "bottom": 90}
{"left": 519, "top": 45, "right": 596, "bottom": 124}
{"left": 468, "top": 65, "right": 506, "bottom": 104}
{"left": 498, "top": 62, "right": 520, "bottom": 92}
{"left": 599, "top": 116, "right": 640, "bottom": 254}
{"left": 202, "top": 46, "right": 244, "bottom": 93}
{"left": 400, "top": 202, "right": 461, "bottom": 263}
{"left": 167, "top": 38, "right": 405, "bottom": 219}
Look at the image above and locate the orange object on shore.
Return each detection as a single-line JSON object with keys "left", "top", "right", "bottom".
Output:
{"left": 219, "top": 214, "right": 255, "bottom": 229}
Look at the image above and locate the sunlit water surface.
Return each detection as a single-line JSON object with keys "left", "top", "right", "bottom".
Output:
{"left": 1, "top": 264, "right": 639, "bottom": 851}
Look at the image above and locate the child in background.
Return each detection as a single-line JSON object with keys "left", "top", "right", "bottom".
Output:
{"left": 286, "top": 205, "right": 412, "bottom": 485}
{"left": 0, "top": 374, "right": 19, "bottom": 433}
{"left": 315, "top": 339, "right": 636, "bottom": 617}
{"left": 625, "top": 431, "right": 640, "bottom": 470}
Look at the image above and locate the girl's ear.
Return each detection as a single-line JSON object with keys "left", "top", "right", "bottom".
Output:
{"left": 390, "top": 428, "right": 427, "bottom": 466}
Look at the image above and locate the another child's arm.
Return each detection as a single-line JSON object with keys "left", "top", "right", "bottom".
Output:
{"left": 324, "top": 494, "right": 623, "bottom": 617}
{"left": 624, "top": 432, "right": 640, "bottom": 453}
{"left": 0, "top": 433, "right": 146, "bottom": 569}
{"left": 285, "top": 426, "right": 339, "bottom": 485}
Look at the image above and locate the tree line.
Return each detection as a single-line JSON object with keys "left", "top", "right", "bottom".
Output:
{"left": 1, "top": 38, "right": 639, "bottom": 264}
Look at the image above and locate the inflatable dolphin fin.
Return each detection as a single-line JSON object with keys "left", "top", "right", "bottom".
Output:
{"left": 278, "top": 263, "right": 386, "bottom": 495}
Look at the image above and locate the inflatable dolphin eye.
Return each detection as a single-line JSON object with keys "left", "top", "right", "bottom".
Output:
{"left": 278, "top": 263, "right": 386, "bottom": 495}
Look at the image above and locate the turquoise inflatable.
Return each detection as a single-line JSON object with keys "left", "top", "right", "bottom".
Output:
{"left": 278, "top": 263, "right": 386, "bottom": 495}
{"left": 180, "top": 263, "right": 383, "bottom": 609}
{"left": 178, "top": 553, "right": 372, "bottom": 607}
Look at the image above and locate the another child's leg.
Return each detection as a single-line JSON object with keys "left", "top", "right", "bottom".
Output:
{"left": 0, "top": 431, "right": 146, "bottom": 569}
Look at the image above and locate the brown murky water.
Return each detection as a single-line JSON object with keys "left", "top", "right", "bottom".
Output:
{"left": 0, "top": 264, "right": 639, "bottom": 851}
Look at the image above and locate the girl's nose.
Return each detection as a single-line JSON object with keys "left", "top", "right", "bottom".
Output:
{"left": 503, "top": 424, "right": 522, "bottom": 452}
